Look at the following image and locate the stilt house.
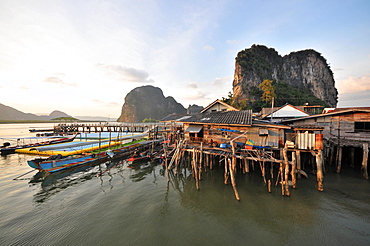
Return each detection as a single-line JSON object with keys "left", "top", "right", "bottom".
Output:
{"left": 282, "top": 108, "right": 370, "bottom": 178}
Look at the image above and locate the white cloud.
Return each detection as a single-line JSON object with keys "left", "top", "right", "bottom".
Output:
{"left": 203, "top": 45, "right": 214, "bottom": 50}
{"left": 212, "top": 76, "right": 232, "bottom": 86}
{"left": 226, "top": 40, "right": 240, "bottom": 45}
{"left": 186, "top": 81, "right": 198, "bottom": 89}
{"left": 92, "top": 99, "right": 120, "bottom": 107}
{"left": 179, "top": 90, "right": 207, "bottom": 100}
{"left": 337, "top": 74, "right": 370, "bottom": 94}
{"left": 43, "top": 77, "right": 77, "bottom": 87}
{"left": 96, "top": 64, "right": 154, "bottom": 83}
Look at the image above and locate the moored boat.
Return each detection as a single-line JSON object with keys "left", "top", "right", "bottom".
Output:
{"left": 1, "top": 134, "right": 77, "bottom": 155}
{"left": 27, "top": 152, "right": 110, "bottom": 173}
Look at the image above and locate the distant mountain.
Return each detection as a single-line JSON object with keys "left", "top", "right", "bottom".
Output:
{"left": 0, "top": 103, "right": 72, "bottom": 120}
{"left": 117, "top": 85, "right": 186, "bottom": 122}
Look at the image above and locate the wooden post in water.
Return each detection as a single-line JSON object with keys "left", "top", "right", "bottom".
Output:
{"left": 316, "top": 150, "right": 324, "bottom": 191}
{"left": 336, "top": 146, "right": 342, "bottom": 173}
{"left": 291, "top": 152, "right": 297, "bottom": 189}
{"left": 228, "top": 158, "right": 240, "bottom": 201}
{"left": 350, "top": 147, "right": 355, "bottom": 168}
{"left": 192, "top": 148, "right": 199, "bottom": 190}
{"left": 296, "top": 150, "right": 301, "bottom": 179}
{"left": 224, "top": 157, "right": 229, "bottom": 184}
{"left": 164, "top": 143, "right": 170, "bottom": 182}
{"left": 283, "top": 146, "right": 290, "bottom": 196}
{"left": 199, "top": 142, "right": 203, "bottom": 180}
{"left": 244, "top": 158, "right": 249, "bottom": 173}
{"left": 361, "top": 143, "right": 369, "bottom": 180}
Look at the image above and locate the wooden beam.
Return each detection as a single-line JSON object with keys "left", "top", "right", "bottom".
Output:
{"left": 362, "top": 143, "right": 369, "bottom": 179}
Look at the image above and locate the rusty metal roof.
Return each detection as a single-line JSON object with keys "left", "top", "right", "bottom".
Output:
{"left": 177, "top": 110, "right": 252, "bottom": 125}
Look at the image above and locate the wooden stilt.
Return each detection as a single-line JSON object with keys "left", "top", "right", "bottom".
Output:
{"left": 267, "top": 162, "right": 274, "bottom": 193}
{"left": 163, "top": 143, "right": 170, "bottom": 181}
{"left": 261, "top": 161, "right": 266, "bottom": 184}
{"left": 329, "top": 143, "right": 335, "bottom": 166}
{"left": 192, "top": 148, "right": 199, "bottom": 190}
{"left": 361, "top": 143, "right": 369, "bottom": 180}
{"left": 336, "top": 146, "right": 342, "bottom": 173}
{"left": 291, "top": 152, "right": 297, "bottom": 189}
{"left": 224, "top": 158, "right": 229, "bottom": 184}
{"left": 245, "top": 159, "right": 249, "bottom": 173}
{"left": 316, "top": 150, "right": 324, "bottom": 191}
{"left": 199, "top": 143, "right": 203, "bottom": 180}
{"left": 296, "top": 150, "right": 301, "bottom": 179}
{"left": 228, "top": 158, "right": 240, "bottom": 201}
{"left": 350, "top": 147, "right": 355, "bottom": 168}
{"left": 283, "top": 146, "right": 290, "bottom": 196}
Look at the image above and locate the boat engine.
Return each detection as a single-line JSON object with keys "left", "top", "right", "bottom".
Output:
{"left": 1, "top": 142, "right": 10, "bottom": 148}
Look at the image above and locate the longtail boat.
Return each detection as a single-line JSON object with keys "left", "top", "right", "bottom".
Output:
{"left": 27, "top": 151, "right": 111, "bottom": 173}
{"left": 27, "top": 138, "right": 164, "bottom": 173}
{"left": 1, "top": 134, "right": 77, "bottom": 155}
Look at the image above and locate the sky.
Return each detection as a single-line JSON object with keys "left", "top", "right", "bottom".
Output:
{"left": 0, "top": 0, "right": 369, "bottom": 119}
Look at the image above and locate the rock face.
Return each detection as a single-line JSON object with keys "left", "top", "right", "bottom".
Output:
{"left": 232, "top": 45, "right": 338, "bottom": 107}
{"left": 117, "top": 85, "right": 186, "bottom": 122}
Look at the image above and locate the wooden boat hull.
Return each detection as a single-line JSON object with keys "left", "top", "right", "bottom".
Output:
{"left": 27, "top": 152, "right": 109, "bottom": 173}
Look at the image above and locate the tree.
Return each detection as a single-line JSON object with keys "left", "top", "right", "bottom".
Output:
{"left": 259, "top": 79, "right": 276, "bottom": 105}
{"left": 222, "top": 91, "right": 234, "bottom": 105}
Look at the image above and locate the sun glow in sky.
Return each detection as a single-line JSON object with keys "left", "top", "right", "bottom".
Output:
{"left": 1, "top": 0, "right": 369, "bottom": 119}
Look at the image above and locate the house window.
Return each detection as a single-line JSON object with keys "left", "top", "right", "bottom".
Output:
{"left": 354, "top": 122, "right": 370, "bottom": 132}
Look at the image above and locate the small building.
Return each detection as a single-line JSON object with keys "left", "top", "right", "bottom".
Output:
{"left": 261, "top": 103, "right": 310, "bottom": 122}
{"left": 177, "top": 110, "right": 291, "bottom": 149}
{"left": 200, "top": 99, "right": 239, "bottom": 114}
{"left": 282, "top": 108, "right": 370, "bottom": 178}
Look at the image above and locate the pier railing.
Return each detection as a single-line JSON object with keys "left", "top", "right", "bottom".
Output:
{"left": 54, "top": 123, "right": 177, "bottom": 135}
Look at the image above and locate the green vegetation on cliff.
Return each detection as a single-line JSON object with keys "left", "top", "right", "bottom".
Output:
{"left": 232, "top": 45, "right": 335, "bottom": 111}
{"left": 224, "top": 80, "right": 327, "bottom": 112}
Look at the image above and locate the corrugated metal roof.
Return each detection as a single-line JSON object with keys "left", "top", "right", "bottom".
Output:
{"left": 184, "top": 125, "right": 203, "bottom": 133}
{"left": 178, "top": 110, "right": 252, "bottom": 125}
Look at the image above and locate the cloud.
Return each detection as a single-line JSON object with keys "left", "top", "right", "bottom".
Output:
{"left": 212, "top": 76, "right": 232, "bottom": 86}
{"left": 203, "top": 45, "right": 214, "bottom": 50}
{"left": 19, "top": 86, "right": 29, "bottom": 89}
{"left": 186, "top": 81, "right": 198, "bottom": 89}
{"left": 43, "top": 77, "right": 77, "bottom": 87}
{"left": 226, "top": 40, "right": 240, "bottom": 45}
{"left": 337, "top": 74, "right": 370, "bottom": 93}
{"left": 97, "top": 64, "right": 154, "bottom": 83}
{"left": 92, "top": 99, "right": 120, "bottom": 107}
{"left": 179, "top": 90, "right": 207, "bottom": 100}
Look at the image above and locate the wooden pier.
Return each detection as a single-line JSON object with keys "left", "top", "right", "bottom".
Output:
{"left": 54, "top": 123, "right": 173, "bottom": 135}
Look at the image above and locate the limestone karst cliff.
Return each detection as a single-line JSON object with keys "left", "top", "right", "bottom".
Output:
{"left": 232, "top": 45, "right": 338, "bottom": 110}
{"left": 117, "top": 85, "right": 186, "bottom": 122}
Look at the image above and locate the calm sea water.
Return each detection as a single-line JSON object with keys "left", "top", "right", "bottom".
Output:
{"left": 0, "top": 123, "right": 369, "bottom": 246}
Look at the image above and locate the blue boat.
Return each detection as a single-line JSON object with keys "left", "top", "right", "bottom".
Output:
{"left": 27, "top": 152, "right": 110, "bottom": 173}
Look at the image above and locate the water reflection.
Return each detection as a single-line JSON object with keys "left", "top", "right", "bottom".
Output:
{"left": 165, "top": 164, "right": 322, "bottom": 231}
{"left": 29, "top": 158, "right": 163, "bottom": 204}
{"left": 128, "top": 161, "right": 162, "bottom": 182}
{"left": 29, "top": 160, "right": 107, "bottom": 204}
